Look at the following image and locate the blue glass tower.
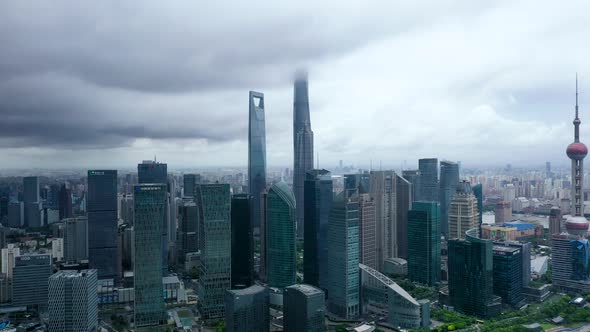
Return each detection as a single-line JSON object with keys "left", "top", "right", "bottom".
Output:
{"left": 197, "top": 184, "right": 231, "bottom": 320}
{"left": 293, "top": 72, "right": 314, "bottom": 238}
{"left": 417, "top": 158, "right": 438, "bottom": 202}
{"left": 87, "top": 170, "right": 118, "bottom": 279}
{"left": 138, "top": 160, "right": 169, "bottom": 275}
{"left": 439, "top": 161, "right": 459, "bottom": 237}
{"left": 266, "top": 182, "right": 296, "bottom": 289}
{"left": 327, "top": 193, "right": 360, "bottom": 319}
{"left": 133, "top": 183, "right": 166, "bottom": 328}
{"left": 407, "top": 201, "right": 441, "bottom": 286}
{"left": 303, "top": 169, "right": 333, "bottom": 289}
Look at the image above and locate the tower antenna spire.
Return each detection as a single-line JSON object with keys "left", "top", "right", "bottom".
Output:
{"left": 576, "top": 73, "right": 578, "bottom": 119}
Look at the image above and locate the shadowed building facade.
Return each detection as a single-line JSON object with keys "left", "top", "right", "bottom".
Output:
{"left": 231, "top": 194, "right": 253, "bottom": 289}
{"left": 197, "top": 184, "right": 232, "bottom": 320}
{"left": 293, "top": 72, "right": 314, "bottom": 239}
{"left": 248, "top": 91, "right": 266, "bottom": 230}
{"left": 284, "top": 284, "right": 326, "bottom": 332}
{"left": 304, "top": 169, "right": 332, "bottom": 288}
{"left": 266, "top": 182, "right": 296, "bottom": 289}
{"left": 448, "top": 229, "right": 501, "bottom": 318}
{"left": 407, "top": 202, "right": 440, "bottom": 286}
{"left": 327, "top": 193, "right": 360, "bottom": 319}
{"left": 225, "top": 285, "right": 269, "bottom": 332}
{"left": 87, "top": 170, "right": 118, "bottom": 279}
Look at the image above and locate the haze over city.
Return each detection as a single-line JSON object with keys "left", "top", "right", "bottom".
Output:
{"left": 1, "top": 1, "right": 589, "bottom": 169}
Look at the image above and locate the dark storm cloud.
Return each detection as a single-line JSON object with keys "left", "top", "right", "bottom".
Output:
{"left": 0, "top": 0, "right": 425, "bottom": 150}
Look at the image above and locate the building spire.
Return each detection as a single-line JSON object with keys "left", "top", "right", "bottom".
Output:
{"left": 576, "top": 73, "right": 578, "bottom": 119}
{"left": 574, "top": 74, "right": 581, "bottom": 142}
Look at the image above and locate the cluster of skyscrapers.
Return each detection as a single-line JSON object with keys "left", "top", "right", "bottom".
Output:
{"left": 2, "top": 75, "right": 590, "bottom": 332}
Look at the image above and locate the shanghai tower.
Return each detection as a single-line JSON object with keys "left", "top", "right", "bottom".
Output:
{"left": 293, "top": 72, "right": 314, "bottom": 238}
{"left": 249, "top": 91, "right": 267, "bottom": 229}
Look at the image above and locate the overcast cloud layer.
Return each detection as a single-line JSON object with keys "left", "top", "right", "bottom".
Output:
{"left": 0, "top": 0, "right": 589, "bottom": 169}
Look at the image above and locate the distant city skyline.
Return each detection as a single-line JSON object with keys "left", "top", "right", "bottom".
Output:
{"left": 0, "top": 2, "right": 589, "bottom": 168}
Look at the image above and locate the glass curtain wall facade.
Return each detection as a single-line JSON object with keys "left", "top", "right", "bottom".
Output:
{"left": 327, "top": 193, "right": 360, "bottom": 319}
{"left": 266, "top": 182, "right": 296, "bottom": 289}
{"left": 248, "top": 91, "right": 266, "bottom": 229}
{"left": 197, "top": 184, "right": 231, "bottom": 320}
{"left": 439, "top": 161, "right": 459, "bottom": 237}
{"left": 133, "top": 184, "right": 166, "bottom": 327}
{"left": 87, "top": 170, "right": 118, "bottom": 279}
{"left": 231, "top": 194, "right": 253, "bottom": 288}
{"left": 303, "top": 169, "right": 332, "bottom": 288}
{"left": 407, "top": 202, "right": 441, "bottom": 286}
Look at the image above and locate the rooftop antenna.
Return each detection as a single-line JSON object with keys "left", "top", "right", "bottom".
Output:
{"left": 370, "top": 159, "right": 373, "bottom": 172}
{"left": 317, "top": 152, "right": 319, "bottom": 169}
{"left": 154, "top": 154, "right": 157, "bottom": 163}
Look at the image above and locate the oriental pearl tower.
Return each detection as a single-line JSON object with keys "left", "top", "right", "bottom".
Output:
{"left": 565, "top": 76, "right": 590, "bottom": 236}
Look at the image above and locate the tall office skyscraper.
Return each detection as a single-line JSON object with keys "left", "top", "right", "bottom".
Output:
{"left": 293, "top": 72, "right": 314, "bottom": 238}
{"left": 327, "top": 193, "right": 360, "bottom": 319}
{"left": 304, "top": 169, "right": 333, "bottom": 288}
{"left": 259, "top": 190, "right": 269, "bottom": 282}
{"left": 417, "top": 158, "right": 438, "bottom": 202}
{"left": 549, "top": 206, "right": 562, "bottom": 235}
{"left": 138, "top": 160, "right": 169, "bottom": 275}
{"left": 448, "top": 229, "right": 501, "bottom": 318}
{"left": 87, "top": 170, "right": 118, "bottom": 279}
{"left": 225, "top": 285, "right": 269, "bottom": 332}
{"left": 284, "top": 284, "right": 326, "bottom": 332}
{"left": 23, "top": 176, "right": 39, "bottom": 206}
{"left": 439, "top": 161, "right": 459, "bottom": 237}
{"left": 448, "top": 181, "right": 479, "bottom": 240}
{"left": 23, "top": 176, "right": 41, "bottom": 227}
{"left": 1, "top": 244, "right": 20, "bottom": 279}
{"left": 58, "top": 184, "right": 73, "bottom": 220}
{"left": 138, "top": 160, "right": 168, "bottom": 184}
{"left": 369, "top": 171, "right": 396, "bottom": 271}
{"left": 396, "top": 174, "right": 412, "bottom": 259}
{"left": 359, "top": 193, "right": 377, "bottom": 270}
{"left": 48, "top": 270, "right": 98, "bottom": 332}
{"left": 472, "top": 184, "right": 484, "bottom": 228}
{"left": 231, "top": 194, "right": 253, "bottom": 289}
{"left": 402, "top": 170, "right": 420, "bottom": 203}
{"left": 566, "top": 76, "right": 587, "bottom": 217}
{"left": 183, "top": 173, "right": 200, "bottom": 198}
{"left": 248, "top": 91, "right": 267, "bottom": 230}
{"left": 407, "top": 202, "right": 441, "bottom": 286}
{"left": 492, "top": 245, "right": 523, "bottom": 306}
{"left": 13, "top": 254, "right": 51, "bottom": 310}
{"left": 197, "top": 184, "right": 231, "bottom": 320}
{"left": 134, "top": 183, "right": 166, "bottom": 328}
{"left": 177, "top": 201, "right": 198, "bottom": 263}
{"left": 64, "top": 217, "right": 88, "bottom": 263}
{"left": 266, "top": 182, "right": 296, "bottom": 289}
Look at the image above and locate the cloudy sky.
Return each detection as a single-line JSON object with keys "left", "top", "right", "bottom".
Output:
{"left": 1, "top": 0, "right": 589, "bottom": 170}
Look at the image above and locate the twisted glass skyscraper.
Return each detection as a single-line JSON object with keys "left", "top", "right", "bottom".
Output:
{"left": 248, "top": 91, "right": 266, "bottom": 229}
{"left": 293, "top": 72, "right": 314, "bottom": 238}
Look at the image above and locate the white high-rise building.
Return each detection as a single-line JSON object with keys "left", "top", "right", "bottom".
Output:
{"left": 48, "top": 269, "right": 98, "bottom": 332}
{"left": 1, "top": 244, "right": 20, "bottom": 278}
